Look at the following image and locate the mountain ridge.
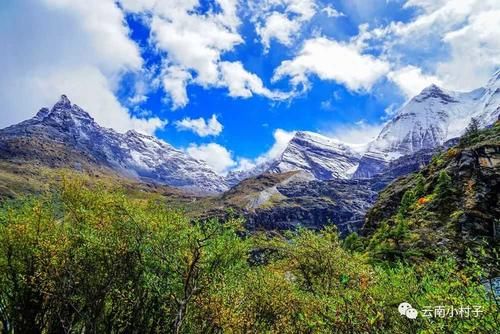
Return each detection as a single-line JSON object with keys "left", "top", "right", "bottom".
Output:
{"left": 353, "top": 71, "right": 500, "bottom": 178}
{"left": 0, "top": 95, "right": 228, "bottom": 194}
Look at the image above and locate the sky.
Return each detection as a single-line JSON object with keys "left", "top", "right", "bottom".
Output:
{"left": 0, "top": 0, "right": 499, "bottom": 175}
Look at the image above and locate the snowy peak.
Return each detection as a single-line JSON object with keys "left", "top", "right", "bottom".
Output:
{"left": 286, "top": 131, "right": 359, "bottom": 160}
{"left": 48, "top": 95, "right": 95, "bottom": 121}
{"left": 53, "top": 94, "right": 72, "bottom": 109}
{"left": 0, "top": 95, "right": 228, "bottom": 194}
{"left": 487, "top": 69, "right": 500, "bottom": 88}
{"left": 34, "top": 107, "right": 51, "bottom": 120}
{"left": 414, "top": 84, "right": 458, "bottom": 104}
{"left": 227, "top": 131, "right": 362, "bottom": 185}
{"left": 274, "top": 131, "right": 360, "bottom": 180}
{"left": 354, "top": 71, "right": 500, "bottom": 179}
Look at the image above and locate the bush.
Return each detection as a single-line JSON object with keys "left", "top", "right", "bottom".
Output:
{"left": 0, "top": 178, "right": 497, "bottom": 333}
{"left": 434, "top": 170, "right": 453, "bottom": 201}
{"left": 0, "top": 177, "right": 249, "bottom": 333}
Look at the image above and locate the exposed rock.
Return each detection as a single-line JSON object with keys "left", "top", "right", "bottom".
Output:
{"left": 363, "top": 127, "right": 500, "bottom": 261}
{"left": 0, "top": 95, "right": 228, "bottom": 194}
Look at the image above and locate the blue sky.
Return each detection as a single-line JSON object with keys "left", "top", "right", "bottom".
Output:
{"left": 1, "top": 0, "right": 499, "bottom": 174}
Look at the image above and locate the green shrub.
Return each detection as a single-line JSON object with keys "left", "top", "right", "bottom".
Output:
{"left": 0, "top": 178, "right": 497, "bottom": 333}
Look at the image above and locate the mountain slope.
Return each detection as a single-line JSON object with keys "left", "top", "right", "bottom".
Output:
{"left": 0, "top": 95, "right": 228, "bottom": 193}
{"left": 192, "top": 170, "right": 383, "bottom": 233}
{"left": 362, "top": 123, "right": 500, "bottom": 267}
{"left": 354, "top": 71, "right": 500, "bottom": 178}
{"left": 269, "top": 131, "right": 361, "bottom": 179}
{"left": 227, "top": 131, "right": 361, "bottom": 185}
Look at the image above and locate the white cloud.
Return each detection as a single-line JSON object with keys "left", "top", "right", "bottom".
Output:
{"left": 150, "top": 12, "right": 242, "bottom": 87}
{"left": 0, "top": 0, "right": 165, "bottom": 134}
{"left": 175, "top": 114, "right": 223, "bottom": 137}
{"left": 220, "top": 61, "right": 292, "bottom": 100}
{"left": 322, "top": 5, "right": 344, "bottom": 18}
{"left": 186, "top": 128, "right": 296, "bottom": 174}
{"left": 403, "top": 0, "right": 449, "bottom": 12}
{"left": 251, "top": 0, "right": 317, "bottom": 51}
{"left": 388, "top": 65, "right": 443, "bottom": 98}
{"left": 259, "top": 128, "right": 296, "bottom": 162}
{"left": 161, "top": 66, "right": 192, "bottom": 109}
{"left": 233, "top": 128, "right": 296, "bottom": 171}
{"left": 273, "top": 37, "right": 390, "bottom": 91}
{"left": 358, "top": 0, "right": 500, "bottom": 92}
{"left": 186, "top": 143, "right": 236, "bottom": 175}
{"left": 256, "top": 12, "right": 302, "bottom": 51}
{"left": 436, "top": 9, "right": 500, "bottom": 90}
{"left": 324, "top": 121, "right": 384, "bottom": 153}
{"left": 119, "top": 1, "right": 292, "bottom": 108}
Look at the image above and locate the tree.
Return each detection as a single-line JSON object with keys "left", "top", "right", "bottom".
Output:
{"left": 461, "top": 117, "right": 480, "bottom": 146}
{"left": 434, "top": 170, "right": 453, "bottom": 200}
{"left": 398, "top": 189, "right": 416, "bottom": 218}
{"left": 413, "top": 173, "right": 426, "bottom": 199}
{"left": 0, "top": 178, "right": 250, "bottom": 334}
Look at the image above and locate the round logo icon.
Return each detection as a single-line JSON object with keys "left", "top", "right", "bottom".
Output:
{"left": 398, "top": 302, "right": 418, "bottom": 319}
{"left": 398, "top": 302, "right": 412, "bottom": 315}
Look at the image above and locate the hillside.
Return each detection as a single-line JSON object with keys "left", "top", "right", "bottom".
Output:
{"left": 190, "top": 171, "right": 380, "bottom": 233}
{"left": 0, "top": 96, "right": 227, "bottom": 194}
{"left": 362, "top": 122, "right": 500, "bottom": 272}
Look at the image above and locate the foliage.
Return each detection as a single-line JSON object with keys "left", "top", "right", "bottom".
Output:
{"left": 460, "top": 117, "right": 480, "bottom": 147}
{"left": 0, "top": 178, "right": 498, "bottom": 333}
{"left": 433, "top": 170, "right": 453, "bottom": 203}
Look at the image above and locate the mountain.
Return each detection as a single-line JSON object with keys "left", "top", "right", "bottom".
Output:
{"left": 189, "top": 170, "right": 385, "bottom": 234}
{"left": 229, "top": 72, "right": 500, "bottom": 184}
{"left": 227, "top": 131, "right": 361, "bottom": 186}
{"left": 362, "top": 123, "right": 500, "bottom": 267}
{"left": 0, "top": 95, "right": 228, "bottom": 194}
{"left": 354, "top": 71, "right": 500, "bottom": 178}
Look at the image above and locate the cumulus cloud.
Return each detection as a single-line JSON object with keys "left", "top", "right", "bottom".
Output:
{"left": 161, "top": 66, "right": 192, "bottom": 109}
{"left": 220, "top": 61, "right": 292, "bottom": 100}
{"left": 436, "top": 8, "right": 500, "bottom": 90}
{"left": 324, "top": 121, "right": 383, "bottom": 153}
{"left": 251, "top": 0, "right": 318, "bottom": 51}
{"left": 256, "top": 12, "right": 302, "bottom": 51}
{"left": 273, "top": 37, "right": 390, "bottom": 91}
{"left": 258, "top": 128, "right": 297, "bottom": 162}
{"left": 0, "top": 0, "right": 165, "bottom": 134}
{"left": 322, "top": 5, "right": 345, "bottom": 18}
{"left": 388, "top": 65, "right": 443, "bottom": 98}
{"left": 149, "top": 11, "right": 242, "bottom": 87}
{"left": 186, "top": 143, "right": 236, "bottom": 175}
{"left": 358, "top": 0, "right": 500, "bottom": 92}
{"left": 119, "top": 0, "right": 290, "bottom": 108}
{"left": 185, "top": 128, "right": 296, "bottom": 175}
{"left": 234, "top": 128, "right": 296, "bottom": 171}
{"left": 175, "top": 114, "right": 223, "bottom": 137}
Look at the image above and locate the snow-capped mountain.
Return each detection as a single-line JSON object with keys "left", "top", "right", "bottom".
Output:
{"left": 270, "top": 131, "right": 361, "bottom": 179}
{"left": 227, "top": 131, "right": 361, "bottom": 185}
{"left": 0, "top": 95, "right": 228, "bottom": 193}
{"left": 354, "top": 70, "right": 500, "bottom": 178}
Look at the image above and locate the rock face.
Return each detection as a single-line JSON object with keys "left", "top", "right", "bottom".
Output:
{"left": 269, "top": 131, "right": 361, "bottom": 179}
{"left": 198, "top": 171, "right": 385, "bottom": 234}
{"left": 354, "top": 71, "right": 500, "bottom": 179}
{"left": 245, "top": 178, "right": 381, "bottom": 234}
{"left": 0, "top": 95, "right": 228, "bottom": 193}
{"left": 363, "top": 126, "right": 500, "bottom": 263}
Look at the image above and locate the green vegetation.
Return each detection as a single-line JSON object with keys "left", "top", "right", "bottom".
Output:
{"left": 0, "top": 177, "right": 498, "bottom": 333}
{"left": 365, "top": 123, "right": 500, "bottom": 271}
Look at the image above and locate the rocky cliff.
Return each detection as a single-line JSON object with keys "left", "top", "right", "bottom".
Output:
{"left": 362, "top": 123, "right": 500, "bottom": 264}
